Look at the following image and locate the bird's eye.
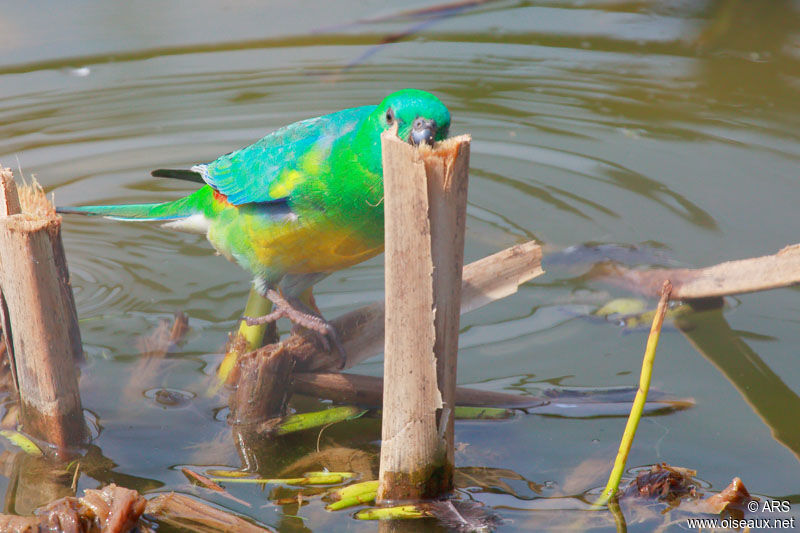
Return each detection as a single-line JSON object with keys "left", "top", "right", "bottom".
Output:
{"left": 385, "top": 108, "right": 394, "bottom": 124}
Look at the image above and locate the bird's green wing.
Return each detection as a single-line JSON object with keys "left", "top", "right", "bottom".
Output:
{"left": 196, "top": 105, "right": 374, "bottom": 206}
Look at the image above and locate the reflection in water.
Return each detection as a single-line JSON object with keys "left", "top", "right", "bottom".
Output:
{"left": 677, "top": 309, "right": 800, "bottom": 462}
{"left": 697, "top": 0, "right": 800, "bottom": 110}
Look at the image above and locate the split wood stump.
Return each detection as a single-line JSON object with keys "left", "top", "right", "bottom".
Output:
{"left": 0, "top": 168, "right": 85, "bottom": 455}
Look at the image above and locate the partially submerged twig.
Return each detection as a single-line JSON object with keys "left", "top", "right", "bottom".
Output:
{"left": 228, "top": 343, "right": 294, "bottom": 425}
{"left": 146, "top": 492, "right": 272, "bottom": 532}
{"left": 136, "top": 312, "right": 189, "bottom": 358}
{"left": 596, "top": 243, "right": 800, "bottom": 300}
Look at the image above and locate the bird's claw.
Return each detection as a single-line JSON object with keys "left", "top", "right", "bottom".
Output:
{"left": 291, "top": 321, "right": 347, "bottom": 369}
{"left": 245, "top": 289, "right": 347, "bottom": 369}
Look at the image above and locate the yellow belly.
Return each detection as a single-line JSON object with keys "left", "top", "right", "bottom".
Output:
{"left": 208, "top": 211, "right": 383, "bottom": 276}
{"left": 250, "top": 221, "right": 383, "bottom": 273}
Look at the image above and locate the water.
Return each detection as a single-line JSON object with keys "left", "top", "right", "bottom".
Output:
{"left": 1, "top": 1, "right": 799, "bottom": 530}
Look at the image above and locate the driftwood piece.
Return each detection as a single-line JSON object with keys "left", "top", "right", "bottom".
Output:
{"left": 378, "top": 133, "right": 470, "bottom": 501}
{"left": 598, "top": 243, "right": 800, "bottom": 300}
{"left": 292, "top": 372, "right": 546, "bottom": 409}
{"left": 146, "top": 492, "right": 272, "bottom": 532}
{"left": 220, "top": 240, "right": 541, "bottom": 383}
{"left": 228, "top": 344, "right": 294, "bottom": 425}
{"left": 0, "top": 168, "right": 85, "bottom": 455}
{"left": 0, "top": 486, "right": 272, "bottom": 533}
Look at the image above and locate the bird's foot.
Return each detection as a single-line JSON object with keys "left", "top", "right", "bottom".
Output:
{"left": 290, "top": 322, "right": 347, "bottom": 370}
{"left": 243, "top": 289, "right": 347, "bottom": 369}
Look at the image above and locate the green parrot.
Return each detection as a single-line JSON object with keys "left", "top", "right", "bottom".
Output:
{"left": 58, "top": 88, "right": 452, "bottom": 362}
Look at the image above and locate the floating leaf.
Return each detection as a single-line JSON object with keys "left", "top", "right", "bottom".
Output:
{"left": 326, "top": 480, "right": 379, "bottom": 511}
{"left": 205, "top": 469, "right": 252, "bottom": 478}
{"left": 453, "top": 406, "right": 514, "bottom": 419}
{"left": 275, "top": 406, "right": 367, "bottom": 435}
{"left": 0, "top": 429, "right": 42, "bottom": 456}
{"left": 595, "top": 298, "right": 647, "bottom": 318}
{"left": 355, "top": 505, "right": 427, "bottom": 520}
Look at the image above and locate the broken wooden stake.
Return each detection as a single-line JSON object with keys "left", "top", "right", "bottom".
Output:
{"left": 378, "top": 133, "right": 471, "bottom": 502}
{"left": 0, "top": 167, "right": 86, "bottom": 455}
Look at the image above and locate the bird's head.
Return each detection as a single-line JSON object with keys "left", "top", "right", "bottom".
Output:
{"left": 374, "top": 89, "right": 451, "bottom": 147}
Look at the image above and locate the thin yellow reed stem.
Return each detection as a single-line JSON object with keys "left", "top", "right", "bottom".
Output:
{"left": 594, "top": 280, "right": 672, "bottom": 508}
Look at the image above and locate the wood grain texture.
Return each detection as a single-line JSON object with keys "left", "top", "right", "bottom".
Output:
{"left": 422, "top": 135, "right": 470, "bottom": 484}
{"left": 377, "top": 133, "right": 471, "bottom": 501}
{"left": 379, "top": 132, "right": 441, "bottom": 501}
{"left": 599, "top": 243, "right": 800, "bottom": 300}
{"left": 0, "top": 167, "right": 85, "bottom": 454}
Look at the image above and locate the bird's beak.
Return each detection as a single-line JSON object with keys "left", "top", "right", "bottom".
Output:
{"left": 410, "top": 118, "right": 437, "bottom": 146}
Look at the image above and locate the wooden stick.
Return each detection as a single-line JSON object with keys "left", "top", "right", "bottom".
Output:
{"left": 596, "top": 243, "right": 800, "bottom": 300}
{"left": 227, "top": 342, "right": 295, "bottom": 470}
{"left": 378, "top": 133, "right": 471, "bottom": 501}
{"left": 0, "top": 167, "right": 85, "bottom": 455}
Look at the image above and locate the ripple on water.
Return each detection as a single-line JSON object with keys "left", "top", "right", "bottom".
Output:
{"left": 2, "top": 24, "right": 797, "bottom": 349}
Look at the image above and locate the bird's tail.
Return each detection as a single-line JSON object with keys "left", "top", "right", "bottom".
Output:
{"left": 57, "top": 194, "right": 199, "bottom": 222}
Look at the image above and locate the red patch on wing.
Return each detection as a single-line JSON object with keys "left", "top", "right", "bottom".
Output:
{"left": 212, "top": 189, "right": 231, "bottom": 206}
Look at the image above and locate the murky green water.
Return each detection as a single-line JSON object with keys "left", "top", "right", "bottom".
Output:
{"left": 1, "top": 1, "right": 799, "bottom": 530}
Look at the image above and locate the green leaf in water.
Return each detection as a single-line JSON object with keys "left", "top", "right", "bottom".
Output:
{"left": 454, "top": 406, "right": 514, "bottom": 419}
{"left": 355, "top": 505, "right": 427, "bottom": 520}
{"left": 0, "top": 429, "right": 42, "bottom": 456}
{"left": 326, "top": 480, "right": 379, "bottom": 511}
{"left": 276, "top": 406, "right": 367, "bottom": 435}
{"left": 595, "top": 298, "right": 647, "bottom": 318}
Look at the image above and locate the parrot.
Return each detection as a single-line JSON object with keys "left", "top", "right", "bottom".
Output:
{"left": 57, "top": 88, "right": 452, "bottom": 364}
